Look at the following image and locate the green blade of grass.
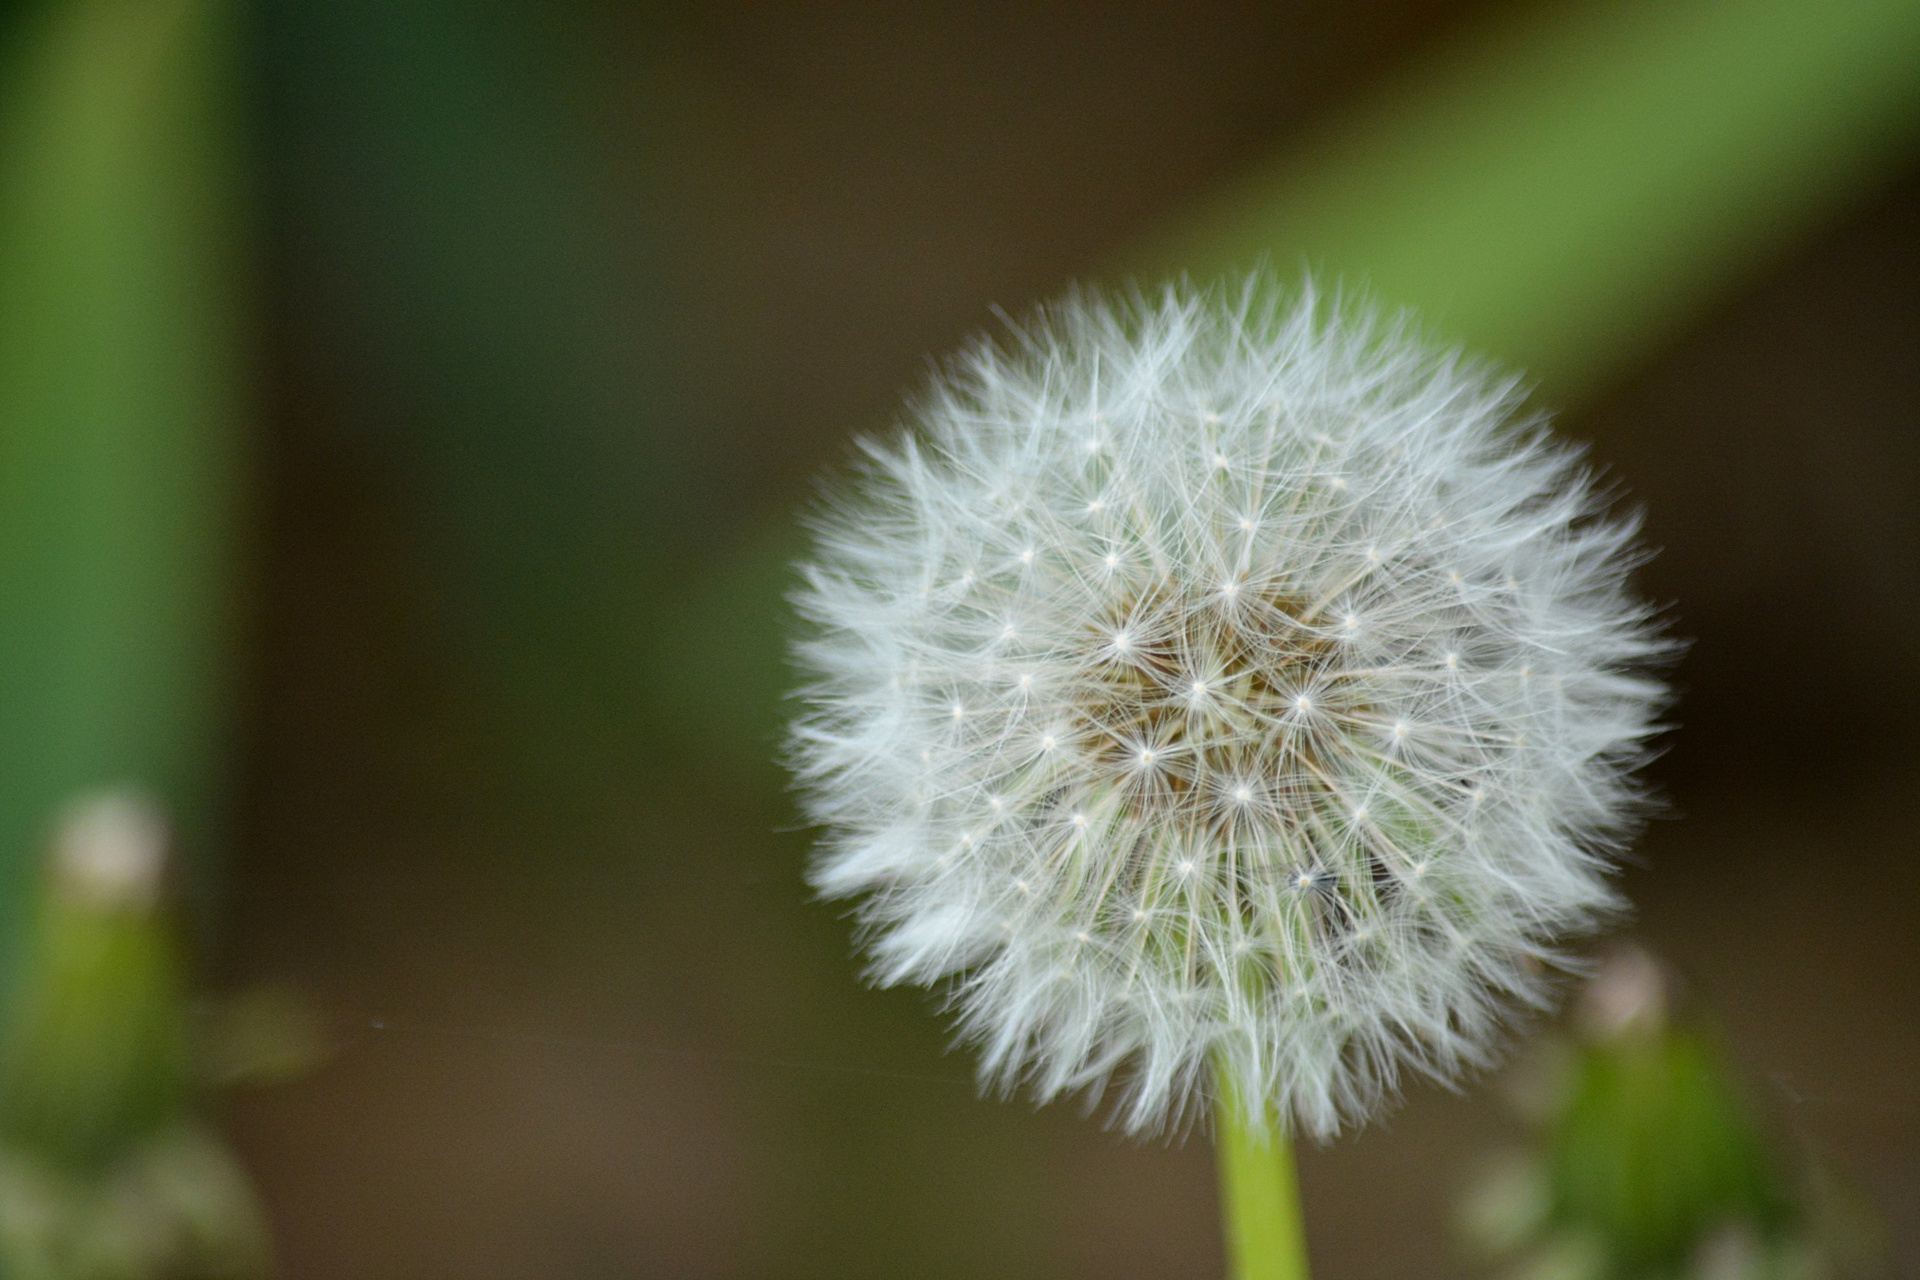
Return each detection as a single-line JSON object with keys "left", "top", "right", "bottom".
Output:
{"left": 1126, "top": 0, "right": 1920, "bottom": 401}
{"left": 0, "top": 0, "right": 249, "bottom": 981}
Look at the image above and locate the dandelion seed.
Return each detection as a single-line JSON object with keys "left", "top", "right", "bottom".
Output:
{"left": 789, "top": 277, "right": 1669, "bottom": 1138}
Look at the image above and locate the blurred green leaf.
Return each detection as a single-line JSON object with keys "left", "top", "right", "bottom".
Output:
{"left": 1127, "top": 0, "right": 1920, "bottom": 401}
{"left": 259, "top": 0, "right": 713, "bottom": 821}
{"left": 0, "top": 0, "right": 249, "bottom": 982}
{"left": 655, "top": 0, "right": 1920, "bottom": 773}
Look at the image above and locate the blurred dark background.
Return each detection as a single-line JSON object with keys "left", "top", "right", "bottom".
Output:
{"left": 2, "top": 1, "right": 1915, "bottom": 1277}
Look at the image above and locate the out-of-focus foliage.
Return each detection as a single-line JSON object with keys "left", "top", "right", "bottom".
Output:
{"left": 1, "top": 0, "right": 1915, "bottom": 1273}
{"left": 0, "top": 2, "right": 268, "bottom": 1271}
{"left": 0, "top": 795, "right": 271, "bottom": 1280}
{"left": 657, "top": 0, "right": 1920, "bottom": 787}
{"left": 258, "top": 0, "right": 711, "bottom": 809}
{"left": 0, "top": 0, "right": 250, "bottom": 986}
{"left": 0, "top": 798, "right": 187, "bottom": 1171}
{"left": 1458, "top": 949, "right": 1885, "bottom": 1280}
{"left": 1131, "top": 0, "right": 1920, "bottom": 402}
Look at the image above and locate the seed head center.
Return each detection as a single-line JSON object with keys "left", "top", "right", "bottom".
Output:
{"left": 1080, "top": 584, "right": 1346, "bottom": 827}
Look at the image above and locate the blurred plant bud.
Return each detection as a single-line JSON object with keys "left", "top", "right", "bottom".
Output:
{"left": 1, "top": 793, "right": 188, "bottom": 1172}
{"left": 0, "top": 791, "right": 271, "bottom": 1278}
{"left": 1459, "top": 945, "right": 1885, "bottom": 1280}
{"left": 1576, "top": 944, "right": 1669, "bottom": 1045}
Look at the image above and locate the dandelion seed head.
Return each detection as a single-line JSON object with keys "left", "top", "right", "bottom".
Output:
{"left": 789, "top": 278, "right": 1669, "bottom": 1138}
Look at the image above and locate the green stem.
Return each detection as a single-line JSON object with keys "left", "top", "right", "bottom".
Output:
{"left": 1214, "top": 1062, "right": 1310, "bottom": 1280}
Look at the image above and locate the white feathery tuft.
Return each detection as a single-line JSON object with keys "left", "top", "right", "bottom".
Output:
{"left": 787, "top": 277, "right": 1670, "bottom": 1139}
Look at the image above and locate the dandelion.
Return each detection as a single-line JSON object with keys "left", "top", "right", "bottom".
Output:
{"left": 788, "top": 277, "right": 1667, "bottom": 1274}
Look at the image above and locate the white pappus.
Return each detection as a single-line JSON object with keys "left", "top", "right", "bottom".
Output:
{"left": 787, "top": 278, "right": 1669, "bottom": 1139}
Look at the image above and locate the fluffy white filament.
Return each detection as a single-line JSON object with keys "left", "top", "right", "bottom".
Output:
{"left": 789, "top": 279, "right": 1667, "bottom": 1138}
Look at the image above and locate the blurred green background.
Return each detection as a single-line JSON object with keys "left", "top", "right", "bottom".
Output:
{"left": 2, "top": 1, "right": 1917, "bottom": 1276}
